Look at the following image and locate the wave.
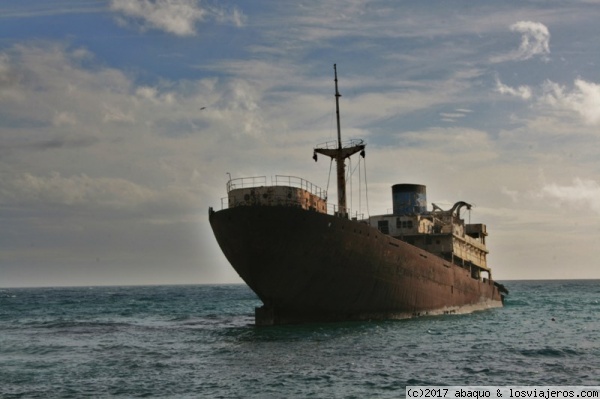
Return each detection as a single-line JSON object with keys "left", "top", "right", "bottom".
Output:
{"left": 21, "top": 319, "right": 134, "bottom": 334}
{"left": 518, "top": 347, "right": 583, "bottom": 357}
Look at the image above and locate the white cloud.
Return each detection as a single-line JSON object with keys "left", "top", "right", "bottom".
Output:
{"left": 439, "top": 108, "right": 473, "bottom": 123}
{"left": 492, "top": 21, "right": 550, "bottom": 62}
{"left": 52, "top": 111, "right": 77, "bottom": 127}
{"left": 0, "top": 171, "right": 208, "bottom": 221}
{"left": 396, "top": 127, "right": 494, "bottom": 157}
{"left": 542, "top": 79, "right": 600, "bottom": 125}
{"left": 536, "top": 178, "right": 600, "bottom": 215}
{"left": 511, "top": 21, "right": 550, "bottom": 61}
{"left": 109, "top": 0, "right": 206, "bottom": 36}
{"left": 102, "top": 103, "right": 135, "bottom": 123}
{"left": 501, "top": 186, "right": 519, "bottom": 203}
{"left": 109, "top": 0, "right": 246, "bottom": 36}
{"left": 0, "top": 172, "right": 155, "bottom": 209}
{"left": 209, "top": 4, "right": 246, "bottom": 28}
{"left": 230, "top": 7, "right": 245, "bottom": 27}
{"left": 495, "top": 79, "right": 533, "bottom": 100}
{"left": 495, "top": 76, "right": 600, "bottom": 126}
{"left": 0, "top": 53, "right": 14, "bottom": 84}
{"left": 0, "top": 42, "right": 278, "bottom": 218}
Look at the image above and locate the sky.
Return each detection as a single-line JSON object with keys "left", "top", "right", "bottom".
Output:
{"left": 1, "top": 0, "right": 600, "bottom": 287}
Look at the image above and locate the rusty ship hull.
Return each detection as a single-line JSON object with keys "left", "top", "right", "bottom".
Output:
{"left": 209, "top": 205, "right": 504, "bottom": 325}
{"left": 209, "top": 65, "right": 505, "bottom": 325}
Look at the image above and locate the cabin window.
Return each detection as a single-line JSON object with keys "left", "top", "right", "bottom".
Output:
{"left": 396, "top": 218, "right": 413, "bottom": 229}
{"left": 378, "top": 220, "right": 390, "bottom": 235}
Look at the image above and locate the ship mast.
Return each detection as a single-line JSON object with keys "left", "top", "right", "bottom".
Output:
{"left": 334, "top": 64, "right": 343, "bottom": 150}
{"left": 314, "top": 64, "right": 366, "bottom": 217}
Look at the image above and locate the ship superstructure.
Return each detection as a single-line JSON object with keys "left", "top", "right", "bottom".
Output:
{"left": 369, "top": 184, "right": 491, "bottom": 282}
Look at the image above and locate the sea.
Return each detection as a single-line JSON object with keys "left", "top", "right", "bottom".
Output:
{"left": 1, "top": 280, "right": 599, "bottom": 398}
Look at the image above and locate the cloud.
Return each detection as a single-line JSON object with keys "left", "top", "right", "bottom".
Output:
{"left": 511, "top": 21, "right": 550, "bottom": 61}
{"left": 0, "top": 171, "right": 207, "bottom": 222}
{"left": 0, "top": 42, "right": 281, "bottom": 223}
{"left": 0, "top": 42, "right": 143, "bottom": 141}
{"left": 0, "top": 53, "right": 15, "bottom": 85}
{"left": 109, "top": 0, "right": 206, "bottom": 36}
{"left": 542, "top": 79, "right": 600, "bottom": 125}
{"left": 0, "top": 172, "right": 155, "bottom": 209}
{"left": 501, "top": 186, "right": 519, "bottom": 203}
{"left": 536, "top": 178, "right": 600, "bottom": 215}
{"left": 395, "top": 127, "right": 494, "bottom": 158}
{"left": 495, "top": 74, "right": 600, "bottom": 126}
{"left": 109, "top": 0, "right": 246, "bottom": 36}
{"left": 52, "top": 111, "right": 77, "bottom": 127}
{"left": 5, "top": 136, "right": 99, "bottom": 153}
{"left": 439, "top": 108, "right": 473, "bottom": 123}
{"left": 102, "top": 103, "right": 135, "bottom": 123}
{"left": 0, "top": 3, "right": 104, "bottom": 18}
{"left": 209, "top": 4, "right": 246, "bottom": 28}
{"left": 495, "top": 78, "right": 533, "bottom": 100}
{"left": 492, "top": 21, "right": 550, "bottom": 62}
{"left": 0, "top": 42, "right": 277, "bottom": 162}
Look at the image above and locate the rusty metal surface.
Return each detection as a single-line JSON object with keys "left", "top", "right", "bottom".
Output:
{"left": 209, "top": 205, "right": 503, "bottom": 325}
{"left": 227, "top": 186, "right": 327, "bottom": 213}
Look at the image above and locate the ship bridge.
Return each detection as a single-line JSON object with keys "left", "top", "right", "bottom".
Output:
{"left": 369, "top": 210, "right": 491, "bottom": 279}
{"left": 368, "top": 184, "right": 492, "bottom": 281}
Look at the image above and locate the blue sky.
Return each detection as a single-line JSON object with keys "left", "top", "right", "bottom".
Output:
{"left": 2, "top": 0, "right": 600, "bottom": 287}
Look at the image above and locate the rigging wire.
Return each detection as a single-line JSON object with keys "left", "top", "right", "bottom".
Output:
{"left": 343, "top": 154, "right": 371, "bottom": 219}
{"left": 326, "top": 158, "right": 333, "bottom": 197}
{"left": 358, "top": 156, "right": 362, "bottom": 217}
{"left": 348, "top": 157, "right": 352, "bottom": 212}
{"left": 363, "top": 155, "right": 370, "bottom": 217}
{"left": 345, "top": 155, "right": 369, "bottom": 219}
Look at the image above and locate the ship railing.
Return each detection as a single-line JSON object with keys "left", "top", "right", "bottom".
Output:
{"left": 226, "top": 175, "right": 327, "bottom": 200}
{"left": 273, "top": 175, "right": 327, "bottom": 199}
{"left": 221, "top": 176, "right": 369, "bottom": 219}
{"left": 219, "top": 193, "right": 368, "bottom": 220}
{"left": 220, "top": 193, "right": 326, "bottom": 211}
{"left": 326, "top": 203, "right": 368, "bottom": 221}
{"left": 314, "top": 138, "right": 365, "bottom": 150}
{"left": 226, "top": 176, "right": 267, "bottom": 192}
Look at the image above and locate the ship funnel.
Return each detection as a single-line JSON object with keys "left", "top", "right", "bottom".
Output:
{"left": 392, "top": 184, "right": 427, "bottom": 215}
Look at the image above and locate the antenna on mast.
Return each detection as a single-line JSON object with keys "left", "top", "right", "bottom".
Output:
{"left": 334, "top": 64, "right": 342, "bottom": 149}
{"left": 313, "top": 64, "right": 366, "bottom": 218}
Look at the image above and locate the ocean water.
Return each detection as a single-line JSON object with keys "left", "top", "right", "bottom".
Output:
{"left": 1, "top": 280, "right": 599, "bottom": 398}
